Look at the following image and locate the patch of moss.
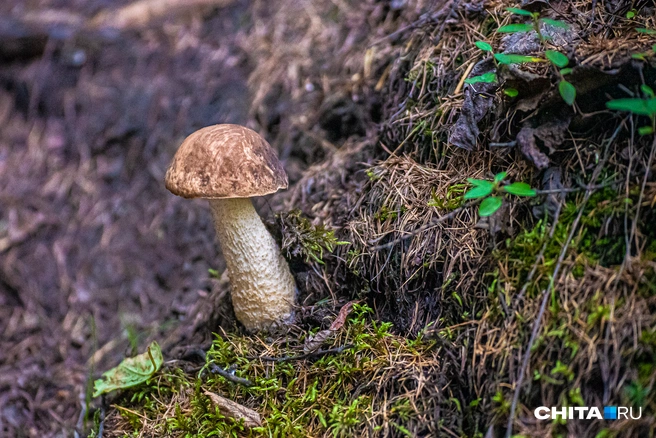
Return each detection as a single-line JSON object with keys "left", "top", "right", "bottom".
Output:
{"left": 101, "top": 304, "right": 442, "bottom": 437}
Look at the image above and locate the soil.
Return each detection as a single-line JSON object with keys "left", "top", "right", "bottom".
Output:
{"left": 0, "top": 0, "right": 257, "bottom": 434}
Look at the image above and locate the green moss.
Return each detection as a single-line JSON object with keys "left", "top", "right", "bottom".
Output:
{"left": 281, "top": 210, "right": 349, "bottom": 264}
{"left": 102, "top": 304, "right": 439, "bottom": 437}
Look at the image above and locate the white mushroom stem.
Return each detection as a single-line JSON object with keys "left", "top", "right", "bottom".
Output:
{"left": 208, "top": 197, "right": 296, "bottom": 331}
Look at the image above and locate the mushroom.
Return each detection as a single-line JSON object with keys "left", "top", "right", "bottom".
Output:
{"left": 165, "top": 124, "right": 296, "bottom": 331}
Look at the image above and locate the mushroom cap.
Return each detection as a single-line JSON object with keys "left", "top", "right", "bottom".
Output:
{"left": 165, "top": 124, "right": 288, "bottom": 199}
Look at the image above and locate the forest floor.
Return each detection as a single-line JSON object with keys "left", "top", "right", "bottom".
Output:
{"left": 1, "top": 0, "right": 655, "bottom": 437}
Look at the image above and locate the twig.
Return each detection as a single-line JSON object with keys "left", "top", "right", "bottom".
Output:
{"left": 250, "top": 344, "right": 353, "bottom": 362}
{"left": 533, "top": 179, "right": 619, "bottom": 194}
{"left": 208, "top": 363, "right": 253, "bottom": 387}
{"left": 97, "top": 397, "right": 106, "bottom": 438}
{"left": 505, "top": 122, "right": 622, "bottom": 438}
{"left": 626, "top": 135, "right": 656, "bottom": 263}
{"left": 369, "top": 200, "right": 478, "bottom": 251}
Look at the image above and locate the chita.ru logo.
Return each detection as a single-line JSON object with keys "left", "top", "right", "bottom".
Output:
{"left": 534, "top": 406, "right": 642, "bottom": 420}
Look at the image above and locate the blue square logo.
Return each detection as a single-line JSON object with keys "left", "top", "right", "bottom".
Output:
{"left": 604, "top": 406, "right": 617, "bottom": 420}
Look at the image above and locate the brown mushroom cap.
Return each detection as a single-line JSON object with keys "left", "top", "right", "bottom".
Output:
{"left": 165, "top": 124, "right": 288, "bottom": 199}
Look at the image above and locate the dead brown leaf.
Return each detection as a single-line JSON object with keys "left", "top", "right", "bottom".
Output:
{"left": 329, "top": 301, "right": 355, "bottom": 331}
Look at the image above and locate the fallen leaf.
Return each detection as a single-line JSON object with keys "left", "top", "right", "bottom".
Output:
{"left": 93, "top": 341, "right": 163, "bottom": 397}
{"left": 449, "top": 60, "right": 497, "bottom": 150}
{"left": 304, "top": 301, "right": 356, "bottom": 353}
{"left": 303, "top": 329, "right": 334, "bottom": 354}
{"left": 203, "top": 390, "right": 261, "bottom": 428}
{"left": 516, "top": 126, "right": 550, "bottom": 169}
{"left": 329, "top": 301, "right": 355, "bottom": 331}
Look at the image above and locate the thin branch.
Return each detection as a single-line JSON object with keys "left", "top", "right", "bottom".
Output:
{"left": 250, "top": 344, "right": 353, "bottom": 362}
{"left": 208, "top": 363, "right": 253, "bottom": 387}
{"left": 505, "top": 122, "right": 622, "bottom": 438}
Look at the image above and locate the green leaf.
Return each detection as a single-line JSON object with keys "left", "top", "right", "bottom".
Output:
{"left": 648, "top": 99, "right": 656, "bottom": 113}
{"left": 559, "top": 68, "right": 573, "bottom": 75}
{"left": 494, "top": 53, "right": 543, "bottom": 65}
{"left": 467, "top": 178, "right": 491, "bottom": 187}
{"left": 494, "top": 172, "right": 507, "bottom": 183}
{"left": 637, "top": 28, "right": 656, "bottom": 35}
{"left": 638, "top": 126, "right": 654, "bottom": 136}
{"left": 626, "top": 10, "right": 636, "bottom": 19}
{"left": 465, "top": 72, "right": 497, "bottom": 84}
{"left": 505, "top": 7, "right": 533, "bottom": 17}
{"left": 93, "top": 341, "right": 163, "bottom": 397}
{"left": 632, "top": 53, "right": 647, "bottom": 61}
{"left": 559, "top": 80, "right": 576, "bottom": 105}
{"left": 503, "top": 182, "right": 537, "bottom": 197}
{"left": 464, "top": 179, "right": 494, "bottom": 199}
{"left": 504, "top": 88, "right": 519, "bottom": 97}
{"left": 545, "top": 50, "right": 569, "bottom": 68}
{"left": 641, "top": 85, "right": 655, "bottom": 99}
{"left": 652, "top": 44, "right": 656, "bottom": 53}
{"left": 540, "top": 18, "right": 570, "bottom": 29}
{"left": 475, "top": 41, "right": 493, "bottom": 52}
{"left": 479, "top": 197, "right": 503, "bottom": 217}
{"left": 498, "top": 23, "right": 534, "bottom": 33}
{"left": 606, "top": 98, "right": 656, "bottom": 116}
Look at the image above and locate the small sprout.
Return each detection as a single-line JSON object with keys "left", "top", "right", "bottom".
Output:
{"left": 559, "top": 80, "right": 576, "bottom": 105}
{"left": 545, "top": 50, "right": 569, "bottom": 68}
{"left": 641, "top": 85, "right": 655, "bottom": 99}
{"left": 465, "top": 71, "right": 497, "bottom": 84}
{"left": 475, "top": 40, "right": 493, "bottom": 52}
{"left": 208, "top": 268, "right": 220, "bottom": 278}
{"left": 637, "top": 28, "right": 656, "bottom": 35}
{"left": 494, "top": 53, "right": 542, "bottom": 65}
{"left": 479, "top": 196, "right": 503, "bottom": 216}
{"left": 560, "top": 67, "right": 573, "bottom": 75}
{"left": 638, "top": 126, "right": 654, "bottom": 136}
{"left": 626, "top": 9, "right": 637, "bottom": 19}
{"left": 504, "top": 88, "right": 519, "bottom": 97}
{"left": 464, "top": 172, "right": 536, "bottom": 218}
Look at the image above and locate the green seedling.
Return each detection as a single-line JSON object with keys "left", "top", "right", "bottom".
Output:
{"left": 469, "top": 9, "right": 575, "bottom": 103}
{"left": 464, "top": 171, "right": 537, "bottom": 217}
{"left": 500, "top": 7, "right": 569, "bottom": 43}
{"left": 606, "top": 85, "right": 656, "bottom": 135}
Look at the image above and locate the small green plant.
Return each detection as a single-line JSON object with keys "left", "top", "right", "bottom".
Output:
{"left": 467, "top": 8, "right": 575, "bottom": 104}
{"left": 637, "top": 28, "right": 656, "bottom": 35}
{"left": 464, "top": 172, "right": 537, "bottom": 217}
{"left": 501, "top": 7, "right": 575, "bottom": 105}
{"left": 606, "top": 85, "right": 656, "bottom": 135}
{"left": 499, "top": 7, "right": 569, "bottom": 43}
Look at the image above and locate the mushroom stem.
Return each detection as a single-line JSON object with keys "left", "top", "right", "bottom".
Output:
{"left": 208, "top": 197, "right": 296, "bottom": 331}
